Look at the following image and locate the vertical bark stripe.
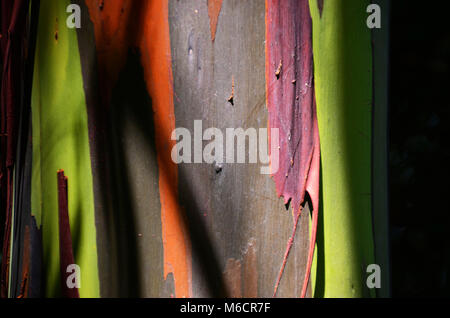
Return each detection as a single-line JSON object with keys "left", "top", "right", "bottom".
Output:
{"left": 84, "top": 0, "right": 191, "bottom": 297}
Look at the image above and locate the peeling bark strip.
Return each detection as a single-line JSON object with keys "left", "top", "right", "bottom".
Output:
{"left": 207, "top": 0, "right": 223, "bottom": 42}
{"left": 57, "top": 170, "right": 79, "bottom": 298}
{"left": 0, "top": 0, "right": 30, "bottom": 298}
{"left": 265, "top": 0, "right": 320, "bottom": 297}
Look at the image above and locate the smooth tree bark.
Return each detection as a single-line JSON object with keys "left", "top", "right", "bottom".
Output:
{"left": 0, "top": 0, "right": 389, "bottom": 298}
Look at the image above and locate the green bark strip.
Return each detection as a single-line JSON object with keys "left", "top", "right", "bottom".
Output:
{"left": 31, "top": 0, "right": 99, "bottom": 297}
{"left": 309, "top": 0, "right": 376, "bottom": 297}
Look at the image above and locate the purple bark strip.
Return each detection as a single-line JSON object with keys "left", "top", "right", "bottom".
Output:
{"left": 57, "top": 170, "right": 79, "bottom": 298}
{"left": 266, "top": 0, "right": 316, "bottom": 218}
{"left": 266, "top": 0, "right": 320, "bottom": 297}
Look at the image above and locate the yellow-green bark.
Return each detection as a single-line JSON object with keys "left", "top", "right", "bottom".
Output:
{"left": 31, "top": 0, "right": 99, "bottom": 298}
{"left": 310, "top": 0, "right": 376, "bottom": 297}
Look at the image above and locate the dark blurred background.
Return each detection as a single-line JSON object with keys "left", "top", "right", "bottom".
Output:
{"left": 389, "top": 0, "right": 450, "bottom": 297}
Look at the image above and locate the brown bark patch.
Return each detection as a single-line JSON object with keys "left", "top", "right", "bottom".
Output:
{"left": 223, "top": 258, "right": 242, "bottom": 297}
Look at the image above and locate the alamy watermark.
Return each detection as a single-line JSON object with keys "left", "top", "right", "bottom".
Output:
{"left": 366, "top": 264, "right": 381, "bottom": 289}
{"left": 366, "top": 4, "right": 381, "bottom": 29}
{"left": 65, "top": 4, "right": 381, "bottom": 30}
{"left": 66, "top": 4, "right": 81, "bottom": 29}
{"left": 171, "top": 120, "right": 279, "bottom": 175}
{"left": 66, "top": 264, "right": 81, "bottom": 289}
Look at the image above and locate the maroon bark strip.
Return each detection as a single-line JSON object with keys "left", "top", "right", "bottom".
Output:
{"left": 266, "top": 0, "right": 320, "bottom": 297}
{"left": 17, "top": 225, "right": 30, "bottom": 298}
{"left": 57, "top": 170, "right": 79, "bottom": 298}
{"left": 0, "top": 0, "right": 30, "bottom": 298}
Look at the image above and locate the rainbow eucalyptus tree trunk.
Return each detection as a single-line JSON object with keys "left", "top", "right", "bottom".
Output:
{"left": 0, "top": 0, "right": 389, "bottom": 298}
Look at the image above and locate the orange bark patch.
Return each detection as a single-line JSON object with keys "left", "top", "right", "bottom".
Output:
{"left": 207, "top": 0, "right": 223, "bottom": 42}
{"left": 137, "top": 0, "right": 192, "bottom": 298}
{"left": 85, "top": 0, "right": 136, "bottom": 106}
{"left": 242, "top": 239, "right": 257, "bottom": 298}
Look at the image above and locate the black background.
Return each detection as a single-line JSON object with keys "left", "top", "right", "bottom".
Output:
{"left": 389, "top": 0, "right": 450, "bottom": 297}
